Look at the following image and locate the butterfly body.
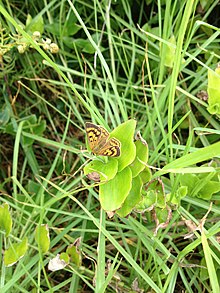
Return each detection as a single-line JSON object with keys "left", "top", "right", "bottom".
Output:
{"left": 85, "top": 122, "right": 121, "bottom": 157}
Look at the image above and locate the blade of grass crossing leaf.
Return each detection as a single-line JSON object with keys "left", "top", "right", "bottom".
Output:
{"left": 99, "top": 253, "right": 121, "bottom": 293}
{"left": 201, "top": 231, "right": 220, "bottom": 293}
{"left": 12, "top": 121, "right": 25, "bottom": 203}
{"left": 162, "top": 262, "right": 179, "bottom": 293}
{"left": 154, "top": 141, "right": 220, "bottom": 178}
{"left": 167, "top": 0, "right": 195, "bottom": 161}
{"left": 96, "top": 209, "right": 106, "bottom": 292}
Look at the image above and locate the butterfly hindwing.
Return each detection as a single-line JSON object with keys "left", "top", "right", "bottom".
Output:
{"left": 85, "top": 122, "right": 121, "bottom": 157}
{"left": 98, "top": 138, "right": 121, "bottom": 157}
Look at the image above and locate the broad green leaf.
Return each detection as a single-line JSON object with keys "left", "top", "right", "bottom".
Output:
{"left": 179, "top": 174, "right": 199, "bottom": 193}
{"left": 110, "top": 119, "right": 136, "bottom": 172}
{"left": 25, "top": 14, "right": 44, "bottom": 34}
{"left": 65, "top": 11, "right": 80, "bottom": 35}
{"left": 74, "top": 39, "right": 96, "bottom": 54}
{"left": 117, "top": 175, "right": 143, "bottom": 217}
{"left": 207, "top": 66, "right": 220, "bottom": 115}
{"left": 130, "top": 138, "right": 148, "bottom": 177}
{"left": 66, "top": 244, "right": 82, "bottom": 267}
{"left": 139, "top": 167, "right": 152, "bottom": 184}
{"left": 100, "top": 167, "right": 132, "bottom": 211}
{"left": 0, "top": 203, "right": 12, "bottom": 237}
{"left": 84, "top": 158, "right": 118, "bottom": 181}
{"left": 45, "top": 23, "right": 60, "bottom": 35}
{"left": 35, "top": 224, "right": 50, "bottom": 253}
{"left": 179, "top": 173, "right": 220, "bottom": 200}
{"left": 4, "top": 237, "right": 28, "bottom": 267}
{"left": 198, "top": 181, "right": 220, "bottom": 200}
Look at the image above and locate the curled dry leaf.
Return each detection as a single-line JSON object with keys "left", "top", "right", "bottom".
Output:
{"left": 135, "top": 131, "right": 148, "bottom": 146}
{"left": 106, "top": 211, "right": 115, "bottom": 218}
{"left": 87, "top": 172, "right": 100, "bottom": 182}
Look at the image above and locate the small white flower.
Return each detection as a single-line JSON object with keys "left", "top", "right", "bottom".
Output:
{"left": 43, "top": 43, "right": 50, "bottom": 51}
{"left": 17, "top": 44, "right": 26, "bottom": 53}
{"left": 32, "top": 31, "right": 41, "bottom": 39}
{"left": 49, "top": 43, "right": 59, "bottom": 54}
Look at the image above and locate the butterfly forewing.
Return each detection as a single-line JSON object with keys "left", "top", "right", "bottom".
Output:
{"left": 85, "top": 122, "right": 121, "bottom": 157}
{"left": 85, "top": 122, "right": 106, "bottom": 150}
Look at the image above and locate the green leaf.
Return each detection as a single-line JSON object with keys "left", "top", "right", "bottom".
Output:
{"left": 117, "top": 175, "right": 143, "bottom": 217}
{"left": 179, "top": 174, "right": 199, "bottom": 194}
{"left": 74, "top": 39, "right": 96, "bottom": 54}
{"left": 65, "top": 11, "right": 80, "bottom": 35}
{"left": 198, "top": 181, "right": 220, "bottom": 200}
{"left": 154, "top": 207, "right": 169, "bottom": 224}
{"left": 207, "top": 67, "right": 220, "bottom": 115}
{"left": 45, "top": 23, "right": 60, "bottom": 35}
{"left": 84, "top": 158, "right": 118, "bottom": 181}
{"left": 66, "top": 243, "right": 82, "bottom": 267}
{"left": 147, "top": 180, "right": 166, "bottom": 208}
{"left": 110, "top": 119, "right": 136, "bottom": 172}
{"left": 167, "top": 186, "right": 188, "bottom": 205}
{"left": 5, "top": 115, "right": 46, "bottom": 146}
{"left": 22, "top": 116, "right": 46, "bottom": 146}
{"left": 35, "top": 224, "right": 50, "bottom": 253}
{"left": 135, "top": 179, "right": 166, "bottom": 212}
{"left": 4, "top": 237, "right": 28, "bottom": 267}
{"left": 130, "top": 137, "right": 148, "bottom": 177}
{"left": 200, "top": 247, "right": 220, "bottom": 282}
{"left": 26, "top": 180, "right": 41, "bottom": 194}
{"left": 26, "top": 14, "right": 32, "bottom": 27}
{"left": 163, "top": 35, "right": 176, "bottom": 68}
{"left": 60, "top": 252, "right": 70, "bottom": 264}
{"left": 139, "top": 167, "right": 152, "bottom": 184}
{"left": 135, "top": 192, "right": 154, "bottom": 212}
{"left": 0, "top": 203, "right": 12, "bottom": 237}
{"left": 0, "top": 104, "right": 10, "bottom": 126}
{"left": 100, "top": 167, "right": 132, "bottom": 211}
{"left": 179, "top": 173, "right": 220, "bottom": 200}
{"left": 200, "top": 257, "right": 209, "bottom": 281}
{"left": 25, "top": 14, "right": 44, "bottom": 34}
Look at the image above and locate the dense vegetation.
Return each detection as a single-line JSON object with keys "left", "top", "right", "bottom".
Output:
{"left": 0, "top": 1, "right": 220, "bottom": 292}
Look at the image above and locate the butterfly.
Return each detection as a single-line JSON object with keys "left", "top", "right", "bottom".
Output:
{"left": 85, "top": 122, "right": 121, "bottom": 157}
